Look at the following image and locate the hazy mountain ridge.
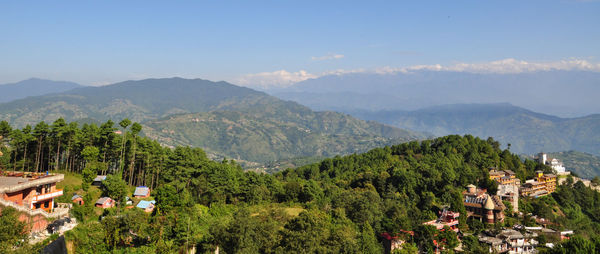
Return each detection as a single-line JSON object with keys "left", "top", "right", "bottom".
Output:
{"left": 0, "top": 78, "right": 273, "bottom": 127}
{"left": 347, "top": 103, "right": 600, "bottom": 156}
{"left": 272, "top": 70, "right": 600, "bottom": 117}
{"left": 0, "top": 78, "right": 83, "bottom": 103}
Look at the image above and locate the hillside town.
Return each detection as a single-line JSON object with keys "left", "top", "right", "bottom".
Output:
{"left": 382, "top": 152, "right": 578, "bottom": 253}
{"left": 0, "top": 170, "right": 157, "bottom": 245}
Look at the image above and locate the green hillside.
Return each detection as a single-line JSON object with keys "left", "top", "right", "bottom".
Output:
{"left": 143, "top": 109, "right": 423, "bottom": 164}
{"left": 549, "top": 151, "right": 600, "bottom": 179}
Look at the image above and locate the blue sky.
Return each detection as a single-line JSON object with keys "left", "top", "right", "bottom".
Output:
{"left": 0, "top": 0, "right": 599, "bottom": 86}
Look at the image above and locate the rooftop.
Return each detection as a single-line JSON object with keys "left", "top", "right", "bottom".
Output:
{"left": 0, "top": 172, "right": 64, "bottom": 193}
{"left": 133, "top": 186, "right": 150, "bottom": 196}
{"left": 136, "top": 200, "right": 156, "bottom": 209}
{"left": 96, "top": 197, "right": 112, "bottom": 204}
{"left": 93, "top": 175, "right": 107, "bottom": 182}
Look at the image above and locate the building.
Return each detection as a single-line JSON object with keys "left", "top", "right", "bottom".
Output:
{"left": 520, "top": 171, "right": 557, "bottom": 197}
{"left": 136, "top": 200, "right": 155, "bottom": 213}
{"left": 423, "top": 208, "right": 460, "bottom": 232}
{"left": 537, "top": 153, "right": 568, "bottom": 175}
{"left": 71, "top": 194, "right": 84, "bottom": 205}
{"left": 463, "top": 184, "right": 505, "bottom": 224}
{"left": 0, "top": 171, "right": 69, "bottom": 232}
{"left": 479, "top": 229, "right": 538, "bottom": 253}
{"left": 95, "top": 197, "right": 115, "bottom": 208}
{"left": 92, "top": 175, "right": 107, "bottom": 186}
{"left": 525, "top": 227, "right": 574, "bottom": 241}
{"left": 489, "top": 169, "right": 520, "bottom": 186}
{"left": 497, "top": 184, "right": 519, "bottom": 213}
{"left": 479, "top": 234, "right": 508, "bottom": 253}
{"left": 133, "top": 186, "right": 150, "bottom": 198}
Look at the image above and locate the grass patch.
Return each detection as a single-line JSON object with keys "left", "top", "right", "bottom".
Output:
{"left": 56, "top": 172, "right": 83, "bottom": 190}
{"left": 283, "top": 207, "right": 305, "bottom": 217}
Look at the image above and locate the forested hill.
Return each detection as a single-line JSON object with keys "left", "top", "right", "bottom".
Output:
{"left": 0, "top": 78, "right": 83, "bottom": 103}
{"left": 348, "top": 103, "right": 600, "bottom": 157}
{"left": 0, "top": 77, "right": 271, "bottom": 127}
{"left": 142, "top": 110, "right": 421, "bottom": 164}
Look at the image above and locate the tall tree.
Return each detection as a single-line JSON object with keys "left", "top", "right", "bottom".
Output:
{"left": 20, "top": 125, "right": 33, "bottom": 171}
{"left": 128, "top": 122, "right": 142, "bottom": 186}
{"left": 98, "top": 120, "right": 117, "bottom": 175}
{"left": 32, "top": 121, "right": 49, "bottom": 172}
{"left": 51, "top": 118, "right": 67, "bottom": 171}
{"left": 118, "top": 118, "right": 131, "bottom": 178}
{"left": 64, "top": 122, "right": 79, "bottom": 172}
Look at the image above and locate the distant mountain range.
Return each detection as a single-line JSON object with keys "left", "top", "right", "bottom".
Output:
{"left": 0, "top": 78, "right": 83, "bottom": 103}
{"left": 345, "top": 103, "right": 600, "bottom": 156}
{"left": 0, "top": 78, "right": 276, "bottom": 127}
{"left": 271, "top": 70, "right": 600, "bottom": 117}
{"left": 0, "top": 78, "right": 423, "bottom": 166}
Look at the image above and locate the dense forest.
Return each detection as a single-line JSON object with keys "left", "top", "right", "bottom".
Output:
{"left": 1, "top": 119, "right": 599, "bottom": 253}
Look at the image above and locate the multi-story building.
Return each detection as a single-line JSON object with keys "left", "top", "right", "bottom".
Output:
{"left": 520, "top": 171, "right": 557, "bottom": 197}
{"left": 488, "top": 169, "right": 520, "bottom": 213}
{"left": 497, "top": 184, "right": 519, "bottom": 213}
{"left": 463, "top": 184, "right": 505, "bottom": 224}
{"left": 489, "top": 169, "right": 520, "bottom": 186}
{"left": 0, "top": 171, "right": 69, "bottom": 232}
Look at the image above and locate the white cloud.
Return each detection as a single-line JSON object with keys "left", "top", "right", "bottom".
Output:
{"left": 378, "top": 58, "right": 600, "bottom": 74}
{"left": 233, "top": 70, "right": 317, "bottom": 90}
{"left": 311, "top": 53, "right": 345, "bottom": 61}
{"left": 233, "top": 58, "right": 600, "bottom": 89}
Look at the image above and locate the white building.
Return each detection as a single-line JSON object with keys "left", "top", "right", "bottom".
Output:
{"left": 537, "top": 153, "right": 568, "bottom": 175}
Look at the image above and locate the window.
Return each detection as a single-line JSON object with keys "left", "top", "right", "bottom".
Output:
{"left": 35, "top": 203, "right": 41, "bottom": 209}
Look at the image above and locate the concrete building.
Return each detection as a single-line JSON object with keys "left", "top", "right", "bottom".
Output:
{"left": 497, "top": 184, "right": 519, "bottom": 213}
{"left": 0, "top": 171, "right": 69, "bottom": 233}
{"left": 520, "top": 171, "right": 557, "bottom": 197}
{"left": 489, "top": 169, "right": 520, "bottom": 186}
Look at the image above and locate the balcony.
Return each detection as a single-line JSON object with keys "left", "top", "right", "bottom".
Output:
{"left": 33, "top": 190, "right": 63, "bottom": 202}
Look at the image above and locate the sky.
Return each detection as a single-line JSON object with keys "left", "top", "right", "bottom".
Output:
{"left": 1, "top": 0, "right": 599, "bottom": 87}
